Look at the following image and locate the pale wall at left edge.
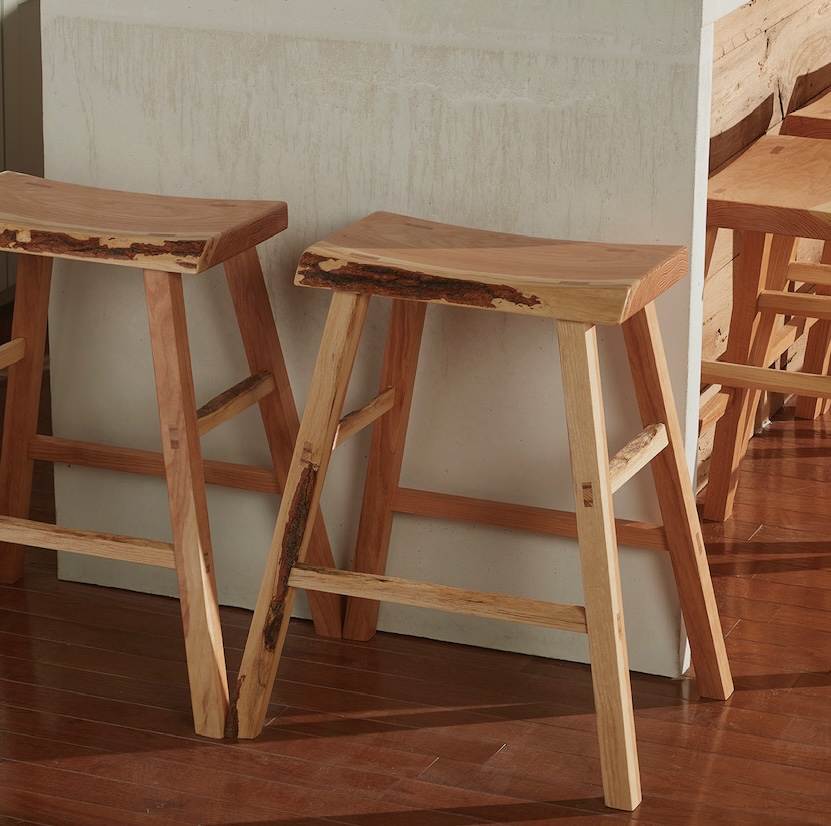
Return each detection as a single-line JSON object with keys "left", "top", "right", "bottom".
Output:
{"left": 41, "top": 0, "right": 714, "bottom": 677}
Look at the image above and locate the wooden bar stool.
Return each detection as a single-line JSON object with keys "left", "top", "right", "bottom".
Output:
{"left": 703, "top": 134, "right": 831, "bottom": 522}
{"left": 0, "top": 171, "right": 342, "bottom": 738}
{"left": 231, "top": 212, "right": 733, "bottom": 811}
{"left": 781, "top": 89, "right": 831, "bottom": 420}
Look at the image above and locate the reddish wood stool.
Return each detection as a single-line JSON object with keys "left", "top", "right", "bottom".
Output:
{"left": 232, "top": 212, "right": 733, "bottom": 811}
{"left": 781, "top": 89, "right": 831, "bottom": 419}
{"left": 0, "top": 172, "right": 342, "bottom": 738}
{"left": 703, "top": 135, "right": 831, "bottom": 521}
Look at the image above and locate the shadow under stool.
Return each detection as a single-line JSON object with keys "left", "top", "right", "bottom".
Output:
{"left": 703, "top": 135, "right": 831, "bottom": 522}
{"left": 231, "top": 211, "right": 733, "bottom": 811}
{"left": 0, "top": 171, "right": 342, "bottom": 738}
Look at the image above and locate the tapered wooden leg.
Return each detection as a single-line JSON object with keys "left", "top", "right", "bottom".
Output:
{"left": 557, "top": 319, "right": 640, "bottom": 812}
{"left": 703, "top": 226, "right": 718, "bottom": 277}
{"left": 795, "top": 239, "right": 831, "bottom": 420}
{"left": 0, "top": 255, "right": 52, "bottom": 583}
{"left": 343, "top": 298, "right": 427, "bottom": 641}
{"left": 233, "top": 291, "right": 370, "bottom": 740}
{"left": 224, "top": 249, "right": 343, "bottom": 638}
{"left": 144, "top": 270, "right": 229, "bottom": 739}
{"left": 704, "top": 232, "right": 795, "bottom": 522}
{"left": 623, "top": 303, "right": 733, "bottom": 700}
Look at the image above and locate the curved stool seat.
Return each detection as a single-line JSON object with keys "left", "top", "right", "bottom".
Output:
{"left": 233, "top": 212, "right": 733, "bottom": 811}
{"left": 0, "top": 171, "right": 285, "bottom": 273}
{"left": 296, "top": 211, "right": 687, "bottom": 323}
{"left": 0, "top": 172, "right": 342, "bottom": 739}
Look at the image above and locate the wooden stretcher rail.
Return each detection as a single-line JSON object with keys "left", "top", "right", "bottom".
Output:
{"left": 28, "top": 435, "right": 280, "bottom": 493}
{"left": 765, "top": 314, "right": 815, "bottom": 364}
{"left": 289, "top": 563, "right": 588, "bottom": 633}
{"left": 196, "top": 371, "right": 275, "bottom": 436}
{"left": 0, "top": 514, "right": 175, "bottom": 568}
{"left": 391, "top": 487, "right": 669, "bottom": 551}
{"left": 608, "top": 423, "right": 667, "bottom": 493}
{"left": 701, "top": 359, "right": 831, "bottom": 398}
{"left": 699, "top": 388, "right": 729, "bottom": 433}
{"left": 757, "top": 290, "right": 831, "bottom": 322}
{"left": 788, "top": 261, "right": 831, "bottom": 286}
{"left": 334, "top": 387, "right": 395, "bottom": 448}
{"left": 701, "top": 313, "right": 809, "bottom": 434}
{"left": 0, "top": 337, "right": 25, "bottom": 370}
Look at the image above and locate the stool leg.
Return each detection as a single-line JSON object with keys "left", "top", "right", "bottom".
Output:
{"left": 557, "top": 319, "right": 640, "bottom": 812}
{"left": 224, "top": 248, "right": 343, "bottom": 638}
{"left": 623, "top": 303, "right": 733, "bottom": 700}
{"left": 144, "top": 270, "right": 229, "bottom": 739}
{"left": 703, "top": 226, "right": 718, "bottom": 278}
{"left": 233, "top": 290, "right": 370, "bottom": 739}
{"left": 703, "top": 230, "right": 767, "bottom": 521}
{"left": 0, "top": 255, "right": 52, "bottom": 583}
{"left": 343, "top": 298, "right": 427, "bottom": 641}
{"left": 794, "top": 239, "right": 831, "bottom": 420}
{"left": 704, "top": 232, "right": 796, "bottom": 521}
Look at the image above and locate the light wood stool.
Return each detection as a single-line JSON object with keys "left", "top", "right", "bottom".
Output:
{"left": 232, "top": 212, "right": 733, "bottom": 811}
{"left": 0, "top": 171, "right": 342, "bottom": 738}
{"left": 781, "top": 89, "right": 831, "bottom": 420}
{"left": 703, "top": 135, "right": 831, "bottom": 521}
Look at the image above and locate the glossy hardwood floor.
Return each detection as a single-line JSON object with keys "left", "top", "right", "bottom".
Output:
{"left": 0, "top": 336, "right": 829, "bottom": 823}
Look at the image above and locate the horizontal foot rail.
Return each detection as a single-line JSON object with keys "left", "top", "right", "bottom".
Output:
{"left": 290, "top": 563, "right": 588, "bottom": 632}
{"left": 757, "top": 290, "right": 831, "bottom": 322}
{"left": 0, "top": 514, "right": 175, "bottom": 567}
{"left": 701, "top": 360, "right": 831, "bottom": 399}
{"left": 28, "top": 435, "right": 279, "bottom": 493}
{"left": 391, "top": 487, "right": 669, "bottom": 551}
{"left": 788, "top": 261, "right": 831, "bottom": 286}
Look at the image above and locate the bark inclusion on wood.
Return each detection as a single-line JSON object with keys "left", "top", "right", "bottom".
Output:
{"left": 226, "top": 462, "right": 318, "bottom": 738}
{"left": 0, "top": 229, "right": 205, "bottom": 268}
{"left": 298, "top": 253, "right": 542, "bottom": 310}
{"left": 225, "top": 675, "right": 244, "bottom": 738}
{"left": 262, "top": 461, "right": 318, "bottom": 652}
{"left": 197, "top": 372, "right": 270, "bottom": 418}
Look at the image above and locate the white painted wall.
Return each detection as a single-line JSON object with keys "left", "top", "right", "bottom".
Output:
{"left": 41, "top": 0, "right": 717, "bottom": 677}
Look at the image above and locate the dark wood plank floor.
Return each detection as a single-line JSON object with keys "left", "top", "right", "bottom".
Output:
{"left": 0, "top": 319, "right": 829, "bottom": 823}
